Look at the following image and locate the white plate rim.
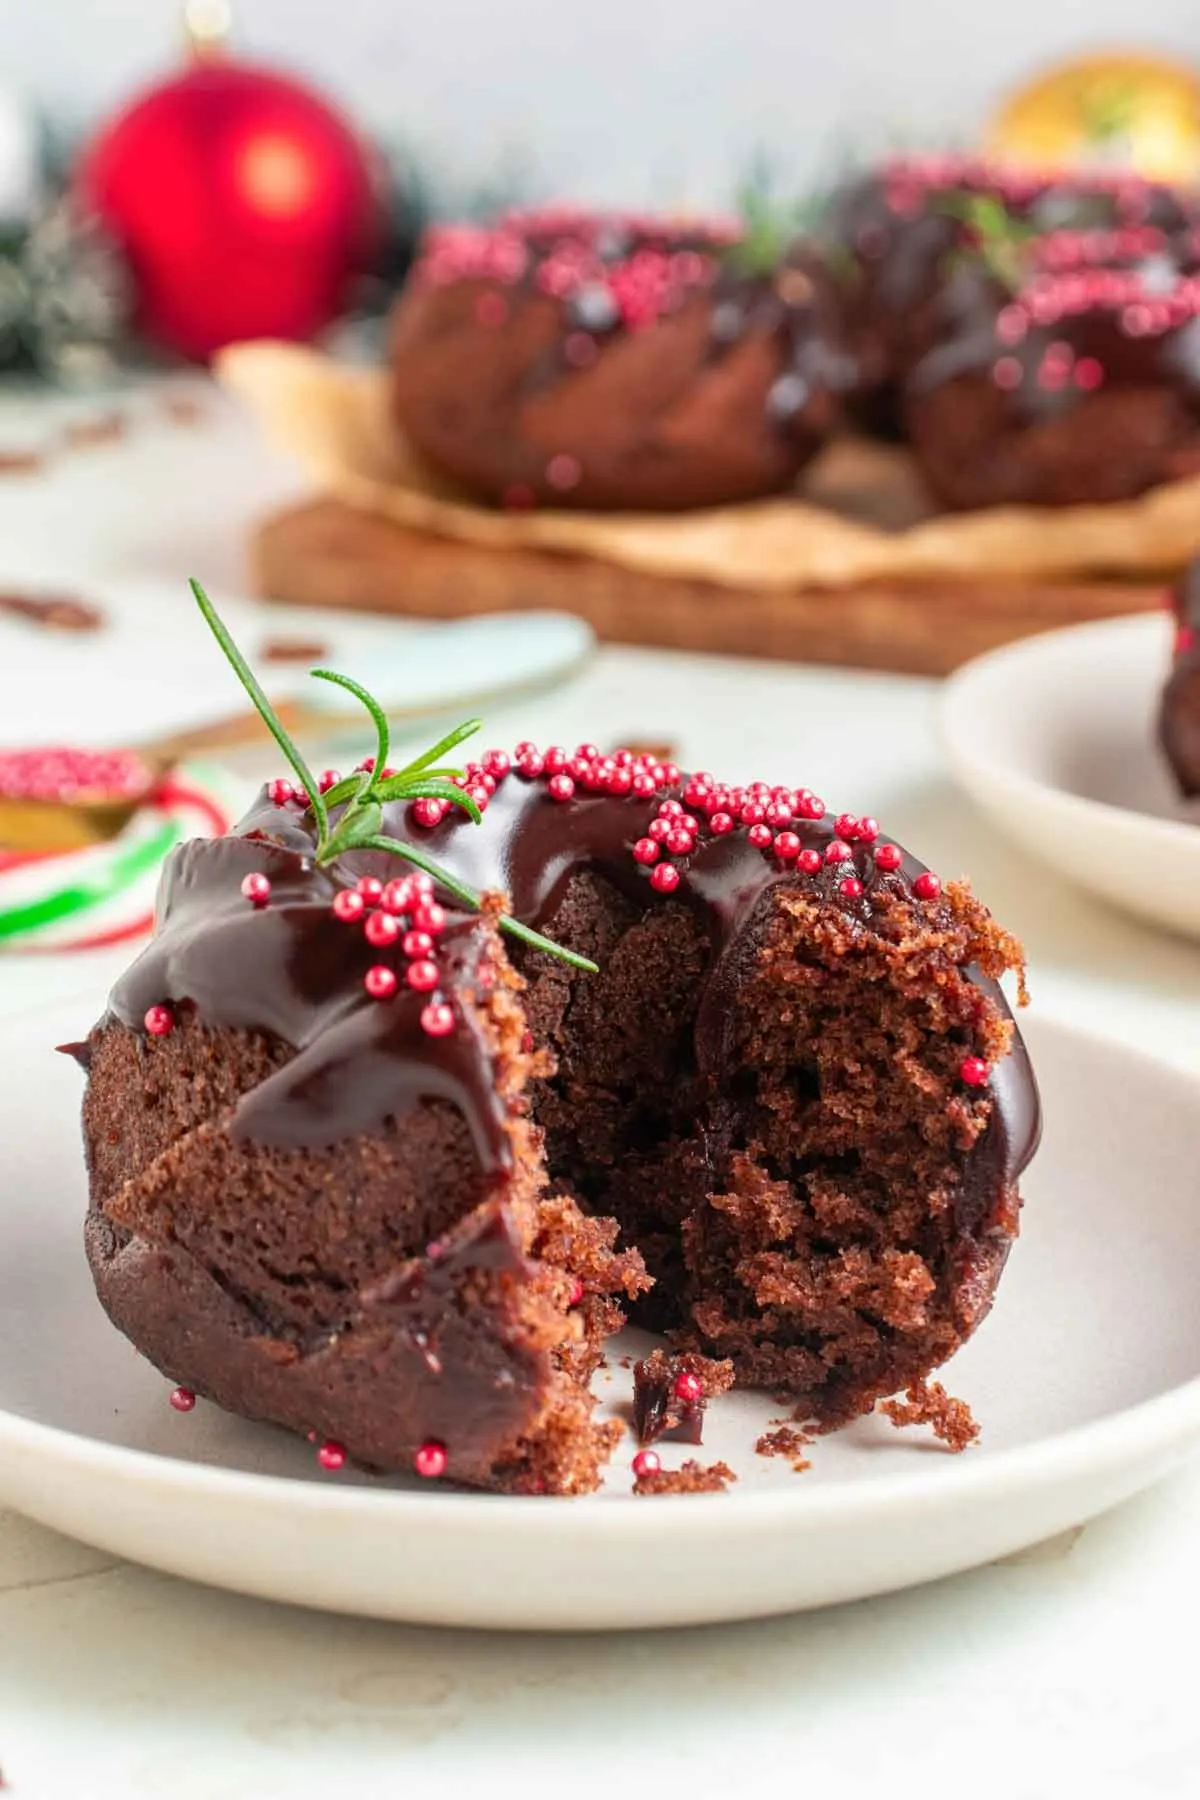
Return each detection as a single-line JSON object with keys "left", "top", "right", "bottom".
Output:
{"left": 938, "top": 613, "right": 1196, "bottom": 854}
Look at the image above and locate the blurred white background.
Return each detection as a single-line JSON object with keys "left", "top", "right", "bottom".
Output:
{"left": 0, "top": 0, "right": 1195, "bottom": 204}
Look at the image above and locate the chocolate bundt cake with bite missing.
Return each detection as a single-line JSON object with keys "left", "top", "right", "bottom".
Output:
{"left": 71, "top": 590, "right": 1040, "bottom": 1495}
{"left": 1160, "top": 557, "right": 1200, "bottom": 797}
{"left": 823, "top": 152, "right": 1196, "bottom": 443}
{"left": 389, "top": 206, "right": 850, "bottom": 511}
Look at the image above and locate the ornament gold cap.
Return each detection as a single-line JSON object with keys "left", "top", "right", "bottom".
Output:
{"left": 184, "top": 0, "right": 232, "bottom": 60}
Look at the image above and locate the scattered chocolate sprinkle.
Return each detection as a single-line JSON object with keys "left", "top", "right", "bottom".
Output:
{"left": 65, "top": 411, "right": 127, "bottom": 449}
{"left": 634, "top": 1458, "right": 737, "bottom": 1496}
{"left": 0, "top": 592, "right": 104, "bottom": 632}
{"left": 633, "top": 1347, "right": 734, "bottom": 1445}
{"left": 261, "top": 637, "right": 330, "bottom": 664}
{"left": 163, "top": 394, "right": 207, "bottom": 426}
{"left": 755, "top": 1425, "right": 813, "bottom": 1471}
{"left": 879, "top": 1379, "right": 979, "bottom": 1451}
{"left": 617, "top": 740, "right": 677, "bottom": 765}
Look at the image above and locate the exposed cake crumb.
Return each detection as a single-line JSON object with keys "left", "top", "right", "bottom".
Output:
{"left": 633, "top": 1458, "right": 737, "bottom": 1496}
{"left": 879, "top": 1379, "right": 979, "bottom": 1451}
{"left": 755, "top": 1425, "right": 813, "bottom": 1471}
{"left": 634, "top": 1347, "right": 734, "bottom": 1445}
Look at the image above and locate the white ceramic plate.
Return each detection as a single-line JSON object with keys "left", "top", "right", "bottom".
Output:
{"left": 0, "top": 576, "right": 595, "bottom": 751}
{"left": 939, "top": 614, "right": 1200, "bottom": 941}
{"left": 2, "top": 1000, "right": 1199, "bottom": 1631}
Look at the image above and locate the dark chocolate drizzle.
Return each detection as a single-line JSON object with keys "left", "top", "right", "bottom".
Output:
{"left": 105, "top": 772, "right": 1041, "bottom": 1198}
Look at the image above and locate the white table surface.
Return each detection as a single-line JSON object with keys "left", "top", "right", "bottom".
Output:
{"left": 0, "top": 379, "right": 1198, "bottom": 1800}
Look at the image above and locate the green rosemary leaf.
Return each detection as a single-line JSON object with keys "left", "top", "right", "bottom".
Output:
{"left": 392, "top": 718, "right": 482, "bottom": 781}
{"left": 360, "top": 834, "right": 598, "bottom": 973}
{"left": 372, "top": 775, "right": 482, "bottom": 820}
{"left": 309, "top": 669, "right": 390, "bottom": 780}
{"left": 320, "top": 800, "right": 383, "bottom": 862}
{"left": 320, "top": 770, "right": 374, "bottom": 811}
{"left": 494, "top": 913, "right": 600, "bottom": 974}
{"left": 191, "top": 579, "right": 328, "bottom": 845}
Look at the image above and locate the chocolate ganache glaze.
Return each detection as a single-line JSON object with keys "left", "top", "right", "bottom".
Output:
{"left": 107, "top": 767, "right": 1040, "bottom": 1204}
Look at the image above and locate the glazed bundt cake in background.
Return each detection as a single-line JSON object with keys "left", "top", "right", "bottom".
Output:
{"left": 389, "top": 206, "right": 852, "bottom": 511}
{"left": 70, "top": 591, "right": 1040, "bottom": 1495}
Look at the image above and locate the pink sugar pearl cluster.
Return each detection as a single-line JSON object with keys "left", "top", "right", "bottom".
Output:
{"left": 330, "top": 869, "right": 455, "bottom": 1037}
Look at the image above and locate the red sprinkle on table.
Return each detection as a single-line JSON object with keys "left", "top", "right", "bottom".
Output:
{"left": 631, "top": 1449, "right": 661, "bottom": 1478}
{"left": 169, "top": 1386, "right": 196, "bottom": 1413}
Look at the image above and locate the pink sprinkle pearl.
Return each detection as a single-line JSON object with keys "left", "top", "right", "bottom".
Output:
{"left": 364, "top": 965, "right": 398, "bottom": 999}
{"left": 406, "top": 959, "right": 440, "bottom": 992}
{"left": 318, "top": 1441, "right": 347, "bottom": 1472}
{"left": 420, "top": 1001, "right": 455, "bottom": 1037}
{"left": 414, "top": 1440, "right": 448, "bottom": 1479}
{"left": 364, "top": 911, "right": 401, "bottom": 948}
{"left": 169, "top": 1386, "right": 196, "bottom": 1413}
{"left": 144, "top": 1005, "right": 173, "bottom": 1037}
{"left": 632, "top": 1449, "right": 661, "bottom": 1478}
{"left": 649, "top": 862, "right": 680, "bottom": 893}
{"left": 913, "top": 872, "right": 942, "bottom": 901}
{"left": 332, "top": 889, "right": 365, "bottom": 923}
{"left": 240, "top": 871, "right": 272, "bottom": 906}
{"left": 960, "top": 1056, "right": 991, "bottom": 1087}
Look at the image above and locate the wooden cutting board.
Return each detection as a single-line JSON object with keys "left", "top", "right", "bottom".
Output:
{"left": 251, "top": 497, "right": 1167, "bottom": 679}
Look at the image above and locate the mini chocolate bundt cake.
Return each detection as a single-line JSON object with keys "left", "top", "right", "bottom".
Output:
{"left": 73, "top": 742, "right": 1039, "bottom": 1494}
{"left": 389, "top": 206, "right": 851, "bottom": 511}
{"left": 823, "top": 153, "right": 1197, "bottom": 444}
{"left": 904, "top": 215, "right": 1200, "bottom": 508}
{"left": 1160, "top": 557, "right": 1200, "bottom": 796}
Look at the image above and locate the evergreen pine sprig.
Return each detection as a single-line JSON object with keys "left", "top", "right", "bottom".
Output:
{"left": 938, "top": 192, "right": 1037, "bottom": 294}
{"left": 189, "top": 579, "right": 598, "bottom": 973}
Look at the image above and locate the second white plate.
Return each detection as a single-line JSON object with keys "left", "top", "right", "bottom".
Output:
{"left": 939, "top": 613, "right": 1200, "bottom": 940}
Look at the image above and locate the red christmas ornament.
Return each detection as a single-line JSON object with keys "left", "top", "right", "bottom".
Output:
{"left": 77, "top": 7, "right": 379, "bottom": 360}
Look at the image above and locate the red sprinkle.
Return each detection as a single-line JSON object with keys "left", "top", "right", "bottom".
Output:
{"left": 406, "top": 959, "right": 440, "bottom": 992}
{"left": 838, "top": 876, "right": 864, "bottom": 899}
{"left": 548, "top": 773, "right": 576, "bottom": 802}
{"left": 421, "top": 1001, "right": 456, "bottom": 1037}
{"left": 318, "top": 769, "right": 342, "bottom": 793}
{"left": 364, "top": 911, "right": 401, "bottom": 948}
{"left": 873, "top": 843, "right": 903, "bottom": 872}
{"left": 632, "top": 837, "right": 660, "bottom": 865}
{"left": 414, "top": 1440, "right": 448, "bottom": 1479}
{"left": 673, "top": 1371, "right": 703, "bottom": 1404}
{"left": 797, "top": 847, "right": 822, "bottom": 874}
{"left": 267, "top": 778, "right": 295, "bottom": 807}
{"left": 631, "top": 1449, "right": 661, "bottom": 1478}
{"left": 709, "top": 811, "right": 734, "bottom": 835}
{"left": 411, "top": 797, "right": 448, "bottom": 829}
{"left": 913, "top": 872, "right": 942, "bottom": 901}
{"left": 332, "top": 889, "right": 366, "bottom": 923}
{"left": 666, "top": 827, "right": 695, "bottom": 856}
{"left": 402, "top": 929, "right": 434, "bottom": 957}
{"left": 318, "top": 1440, "right": 347, "bottom": 1472}
{"left": 144, "top": 1005, "right": 173, "bottom": 1037}
{"left": 650, "top": 862, "right": 681, "bottom": 894}
{"left": 747, "top": 823, "right": 772, "bottom": 849}
{"left": 357, "top": 876, "right": 384, "bottom": 903}
{"left": 412, "top": 902, "right": 446, "bottom": 935}
{"left": 364, "top": 965, "right": 398, "bottom": 999}
{"left": 568, "top": 1277, "right": 585, "bottom": 1306}
{"left": 381, "top": 879, "right": 413, "bottom": 914}
{"left": 824, "top": 840, "right": 852, "bottom": 864}
{"left": 774, "top": 831, "right": 801, "bottom": 860}
{"left": 834, "top": 813, "right": 860, "bottom": 839}
{"left": 169, "top": 1386, "right": 196, "bottom": 1413}
{"left": 240, "top": 872, "right": 271, "bottom": 906}
{"left": 959, "top": 1056, "right": 991, "bottom": 1087}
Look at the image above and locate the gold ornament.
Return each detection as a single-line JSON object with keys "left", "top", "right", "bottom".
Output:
{"left": 988, "top": 50, "right": 1200, "bottom": 184}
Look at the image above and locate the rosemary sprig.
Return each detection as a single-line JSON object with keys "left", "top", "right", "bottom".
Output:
{"left": 937, "top": 192, "right": 1037, "bottom": 294}
{"left": 189, "top": 579, "right": 598, "bottom": 974}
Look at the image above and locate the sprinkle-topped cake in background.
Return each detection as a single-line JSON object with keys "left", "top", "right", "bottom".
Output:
{"left": 1161, "top": 558, "right": 1200, "bottom": 797}
{"left": 823, "top": 154, "right": 1200, "bottom": 506}
{"left": 69, "top": 590, "right": 1041, "bottom": 1496}
{"left": 390, "top": 206, "right": 852, "bottom": 511}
